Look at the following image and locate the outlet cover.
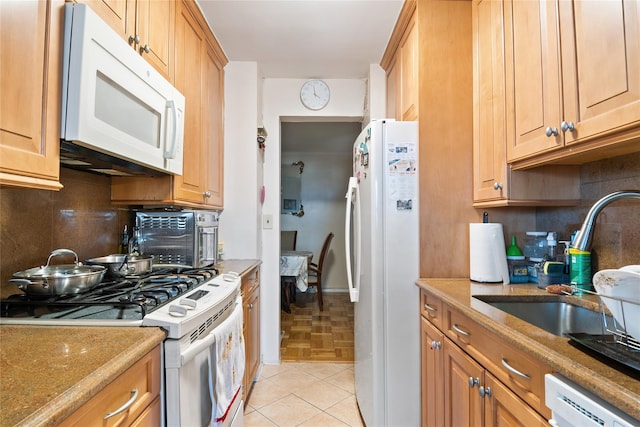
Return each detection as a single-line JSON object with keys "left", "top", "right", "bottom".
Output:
{"left": 263, "top": 214, "right": 273, "bottom": 229}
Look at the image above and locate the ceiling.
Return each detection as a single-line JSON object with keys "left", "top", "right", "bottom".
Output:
{"left": 195, "top": 0, "right": 404, "bottom": 79}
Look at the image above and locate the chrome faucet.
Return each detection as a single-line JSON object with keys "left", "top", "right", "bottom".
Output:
{"left": 571, "top": 190, "right": 640, "bottom": 251}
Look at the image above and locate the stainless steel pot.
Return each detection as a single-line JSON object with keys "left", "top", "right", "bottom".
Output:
{"left": 10, "top": 249, "right": 106, "bottom": 296}
{"left": 85, "top": 254, "right": 153, "bottom": 278}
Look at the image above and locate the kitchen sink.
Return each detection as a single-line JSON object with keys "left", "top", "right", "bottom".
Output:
{"left": 473, "top": 295, "right": 610, "bottom": 337}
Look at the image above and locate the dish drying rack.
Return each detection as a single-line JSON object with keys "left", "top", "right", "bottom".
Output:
{"left": 566, "top": 286, "right": 640, "bottom": 373}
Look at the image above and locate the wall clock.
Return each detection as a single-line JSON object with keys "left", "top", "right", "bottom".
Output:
{"left": 300, "top": 79, "right": 330, "bottom": 110}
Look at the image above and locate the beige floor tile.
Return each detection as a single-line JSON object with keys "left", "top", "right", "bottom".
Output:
{"left": 246, "top": 378, "right": 292, "bottom": 409}
{"left": 267, "top": 371, "right": 321, "bottom": 395}
{"left": 243, "top": 409, "right": 278, "bottom": 426}
{"left": 294, "top": 362, "right": 352, "bottom": 380}
{"left": 297, "top": 411, "right": 349, "bottom": 427}
{"left": 258, "top": 394, "right": 322, "bottom": 427}
{"left": 294, "top": 379, "right": 351, "bottom": 410}
{"left": 325, "top": 395, "right": 365, "bottom": 427}
{"left": 260, "top": 363, "right": 298, "bottom": 379}
{"left": 324, "top": 368, "right": 356, "bottom": 394}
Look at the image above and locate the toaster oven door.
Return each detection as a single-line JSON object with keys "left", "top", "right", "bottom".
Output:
{"left": 197, "top": 226, "right": 218, "bottom": 267}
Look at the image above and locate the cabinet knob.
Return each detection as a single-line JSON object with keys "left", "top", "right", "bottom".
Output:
{"left": 479, "top": 386, "right": 492, "bottom": 398}
{"left": 561, "top": 121, "right": 575, "bottom": 133}
{"left": 248, "top": 303, "right": 253, "bottom": 309}
{"left": 203, "top": 191, "right": 212, "bottom": 198}
{"left": 140, "top": 44, "right": 150, "bottom": 54}
{"left": 468, "top": 377, "right": 480, "bottom": 388}
{"left": 128, "top": 35, "right": 140, "bottom": 45}
{"left": 545, "top": 127, "right": 559, "bottom": 137}
{"left": 493, "top": 182, "right": 503, "bottom": 191}
{"left": 430, "top": 340, "right": 441, "bottom": 350}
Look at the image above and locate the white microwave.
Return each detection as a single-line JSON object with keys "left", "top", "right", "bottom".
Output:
{"left": 60, "top": 3, "right": 184, "bottom": 176}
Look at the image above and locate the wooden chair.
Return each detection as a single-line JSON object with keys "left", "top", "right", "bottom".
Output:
{"left": 307, "top": 232, "right": 334, "bottom": 311}
{"left": 280, "top": 230, "right": 297, "bottom": 251}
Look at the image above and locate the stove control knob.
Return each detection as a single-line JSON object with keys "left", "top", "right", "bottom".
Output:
{"left": 168, "top": 305, "right": 188, "bottom": 317}
{"left": 180, "top": 298, "right": 197, "bottom": 309}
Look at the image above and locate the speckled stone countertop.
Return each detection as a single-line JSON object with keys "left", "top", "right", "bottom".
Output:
{"left": 215, "top": 259, "right": 261, "bottom": 277}
{"left": 416, "top": 278, "right": 640, "bottom": 421}
{"left": 0, "top": 325, "right": 166, "bottom": 427}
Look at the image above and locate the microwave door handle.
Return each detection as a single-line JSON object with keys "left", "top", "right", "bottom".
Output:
{"left": 164, "top": 100, "right": 178, "bottom": 159}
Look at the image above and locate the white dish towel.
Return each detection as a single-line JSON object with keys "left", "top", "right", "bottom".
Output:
{"left": 208, "top": 298, "right": 245, "bottom": 426}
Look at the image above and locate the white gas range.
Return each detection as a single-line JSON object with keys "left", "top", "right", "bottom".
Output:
{"left": 0, "top": 267, "right": 244, "bottom": 427}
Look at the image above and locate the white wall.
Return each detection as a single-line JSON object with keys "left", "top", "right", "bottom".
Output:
{"left": 224, "top": 69, "right": 386, "bottom": 365}
{"left": 281, "top": 151, "right": 353, "bottom": 291}
{"left": 220, "top": 62, "right": 262, "bottom": 259}
{"left": 261, "top": 78, "right": 367, "bottom": 364}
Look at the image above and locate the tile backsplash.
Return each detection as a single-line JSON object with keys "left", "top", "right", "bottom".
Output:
{"left": 1, "top": 153, "right": 638, "bottom": 295}
{"left": 0, "top": 168, "right": 132, "bottom": 293}
{"left": 536, "top": 152, "right": 640, "bottom": 271}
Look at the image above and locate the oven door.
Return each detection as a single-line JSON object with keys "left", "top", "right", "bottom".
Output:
{"left": 61, "top": 3, "right": 184, "bottom": 175}
{"left": 164, "top": 301, "right": 243, "bottom": 427}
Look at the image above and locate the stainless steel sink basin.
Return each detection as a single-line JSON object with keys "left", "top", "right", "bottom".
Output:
{"left": 473, "top": 295, "right": 610, "bottom": 337}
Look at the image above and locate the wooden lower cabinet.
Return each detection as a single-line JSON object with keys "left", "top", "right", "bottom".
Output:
{"left": 59, "top": 346, "right": 161, "bottom": 427}
{"left": 421, "top": 317, "right": 444, "bottom": 427}
{"left": 242, "top": 266, "right": 260, "bottom": 402}
{"left": 420, "top": 289, "right": 549, "bottom": 426}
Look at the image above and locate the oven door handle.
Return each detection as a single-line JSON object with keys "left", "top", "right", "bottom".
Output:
{"left": 181, "top": 330, "right": 217, "bottom": 365}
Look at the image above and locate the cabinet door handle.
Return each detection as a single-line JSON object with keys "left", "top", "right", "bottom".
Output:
{"left": 501, "top": 358, "right": 530, "bottom": 379}
{"left": 561, "top": 121, "right": 575, "bottom": 132}
{"left": 430, "top": 340, "right": 442, "bottom": 350}
{"left": 468, "top": 377, "right": 480, "bottom": 388}
{"left": 203, "top": 191, "right": 212, "bottom": 198}
{"left": 140, "top": 44, "right": 150, "bottom": 54}
{"left": 128, "top": 35, "right": 140, "bottom": 45}
{"left": 479, "top": 386, "right": 492, "bottom": 398}
{"left": 104, "top": 388, "right": 139, "bottom": 419}
{"left": 493, "top": 182, "right": 503, "bottom": 191}
{"left": 423, "top": 303, "right": 437, "bottom": 313}
{"left": 545, "top": 127, "right": 559, "bottom": 137}
{"left": 452, "top": 324, "right": 470, "bottom": 337}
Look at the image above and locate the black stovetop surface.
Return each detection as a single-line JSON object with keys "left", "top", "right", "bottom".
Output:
{"left": 1, "top": 266, "right": 218, "bottom": 320}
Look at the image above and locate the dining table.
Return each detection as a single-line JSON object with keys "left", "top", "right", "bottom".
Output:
{"left": 280, "top": 250, "right": 313, "bottom": 313}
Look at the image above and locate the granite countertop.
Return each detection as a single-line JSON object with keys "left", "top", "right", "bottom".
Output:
{"left": 0, "top": 326, "right": 166, "bottom": 427}
{"left": 416, "top": 278, "right": 640, "bottom": 420}
{"left": 215, "top": 259, "right": 261, "bottom": 277}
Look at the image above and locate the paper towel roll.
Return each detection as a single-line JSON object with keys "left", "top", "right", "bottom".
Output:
{"left": 469, "top": 223, "right": 510, "bottom": 284}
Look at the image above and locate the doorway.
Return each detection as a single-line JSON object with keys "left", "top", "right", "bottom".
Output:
{"left": 279, "top": 121, "right": 360, "bottom": 361}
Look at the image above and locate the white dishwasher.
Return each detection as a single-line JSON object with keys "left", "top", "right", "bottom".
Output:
{"left": 545, "top": 373, "right": 638, "bottom": 426}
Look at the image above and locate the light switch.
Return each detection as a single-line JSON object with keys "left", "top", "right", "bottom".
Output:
{"left": 263, "top": 214, "right": 273, "bottom": 229}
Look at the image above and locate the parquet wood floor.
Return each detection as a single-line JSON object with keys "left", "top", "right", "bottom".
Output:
{"left": 280, "top": 291, "right": 354, "bottom": 362}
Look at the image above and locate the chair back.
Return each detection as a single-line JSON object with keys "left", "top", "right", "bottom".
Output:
{"left": 281, "top": 230, "right": 297, "bottom": 251}
{"left": 316, "top": 232, "right": 334, "bottom": 271}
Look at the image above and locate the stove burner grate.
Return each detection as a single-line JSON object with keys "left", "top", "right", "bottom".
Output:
{"left": 0, "top": 266, "right": 219, "bottom": 320}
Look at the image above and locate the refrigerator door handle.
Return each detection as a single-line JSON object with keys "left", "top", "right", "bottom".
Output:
{"left": 345, "top": 176, "right": 360, "bottom": 302}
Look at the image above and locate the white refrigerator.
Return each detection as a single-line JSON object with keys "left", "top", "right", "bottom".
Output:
{"left": 345, "top": 119, "right": 420, "bottom": 426}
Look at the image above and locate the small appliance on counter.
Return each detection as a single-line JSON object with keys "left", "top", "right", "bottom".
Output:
{"left": 135, "top": 210, "right": 219, "bottom": 268}
{"left": 469, "top": 220, "right": 510, "bottom": 284}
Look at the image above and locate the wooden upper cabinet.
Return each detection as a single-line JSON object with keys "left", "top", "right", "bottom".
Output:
{"left": 0, "top": 0, "right": 63, "bottom": 191}
{"left": 400, "top": 14, "right": 418, "bottom": 121}
{"left": 560, "top": 0, "right": 640, "bottom": 146}
{"left": 381, "top": 0, "right": 417, "bottom": 121}
{"left": 81, "top": 0, "right": 174, "bottom": 80}
{"left": 472, "top": 0, "right": 579, "bottom": 207}
{"left": 504, "top": 0, "right": 640, "bottom": 164}
{"left": 111, "top": 0, "right": 226, "bottom": 209}
{"left": 472, "top": 0, "right": 507, "bottom": 203}
{"left": 386, "top": 56, "right": 401, "bottom": 120}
